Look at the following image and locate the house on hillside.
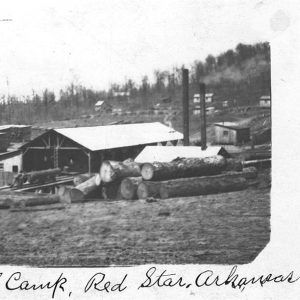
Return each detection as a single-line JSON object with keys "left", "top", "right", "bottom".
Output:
{"left": 94, "top": 100, "right": 112, "bottom": 113}
{"left": 193, "top": 93, "right": 214, "bottom": 104}
{"left": 20, "top": 122, "right": 183, "bottom": 173}
{"left": 259, "top": 95, "right": 271, "bottom": 108}
{"left": 192, "top": 106, "right": 215, "bottom": 116}
{"left": 214, "top": 122, "right": 250, "bottom": 145}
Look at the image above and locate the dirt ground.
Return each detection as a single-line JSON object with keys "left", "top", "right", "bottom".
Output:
{"left": 0, "top": 171, "right": 270, "bottom": 266}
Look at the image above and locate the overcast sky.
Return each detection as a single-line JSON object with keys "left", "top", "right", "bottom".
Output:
{"left": 0, "top": 0, "right": 288, "bottom": 97}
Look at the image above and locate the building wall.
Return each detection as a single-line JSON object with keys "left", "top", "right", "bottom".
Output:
{"left": 236, "top": 128, "right": 250, "bottom": 144}
{"left": 214, "top": 126, "right": 237, "bottom": 145}
{"left": 0, "top": 153, "right": 22, "bottom": 173}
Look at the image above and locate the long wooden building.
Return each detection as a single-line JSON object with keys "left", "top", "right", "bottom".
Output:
{"left": 20, "top": 122, "right": 183, "bottom": 173}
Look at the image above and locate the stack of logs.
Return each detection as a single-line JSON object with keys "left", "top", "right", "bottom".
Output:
{"left": 0, "top": 155, "right": 264, "bottom": 209}
{"left": 65, "top": 155, "right": 259, "bottom": 202}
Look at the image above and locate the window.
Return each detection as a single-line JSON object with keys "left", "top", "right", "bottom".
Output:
{"left": 0, "top": 163, "right": 3, "bottom": 171}
{"left": 12, "top": 165, "right": 18, "bottom": 173}
{"left": 223, "top": 130, "right": 229, "bottom": 136}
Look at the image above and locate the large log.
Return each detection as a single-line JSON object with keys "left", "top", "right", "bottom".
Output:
{"left": 2, "top": 192, "right": 61, "bottom": 208}
{"left": 222, "top": 167, "right": 258, "bottom": 179}
{"left": 100, "top": 160, "right": 141, "bottom": 183}
{"left": 225, "top": 159, "right": 243, "bottom": 171}
{"left": 120, "top": 177, "right": 143, "bottom": 200}
{"left": 69, "top": 174, "right": 101, "bottom": 202}
{"left": 141, "top": 155, "right": 226, "bottom": 181}
{"left": 10, "top": 204, "right": 66, "bottom": 212}
{"left": 56, "top": 185, "right": 73, "bottom": 204}
{"left": 159, "top": 176, "right": 247, "bottom": 199}
{"left": 73, "top": 173, "right": 95, "bottom": 186}
{"left": 26, "top": 168, "right": 61, "bottom": 184}
{"left": 242, "top": 158, "right": 271, "bottom": 169}
{"left": 137, "top": 181, "right": 162, "bottom": 199}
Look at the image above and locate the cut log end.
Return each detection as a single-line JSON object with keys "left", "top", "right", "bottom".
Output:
{"left": 141, "top": 163, "right": 155, "bottom": 181}
{"left": 159, "top": 186, "right": 168, "bottom": 199}
{"left": 120, "top": 178, "right": 135, "bottom": 200}
{"left": 100, "top": 161, "right": 114, "bottom": 183}
{"left": 137, "top": 182, "right": 148, "bottom": 199}
{"left": 69, "top": 188, "right": 85, "bottom": 203}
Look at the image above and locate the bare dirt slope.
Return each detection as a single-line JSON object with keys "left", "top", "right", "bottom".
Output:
{"left": 0, "top": 175, "right": 270, "bottom": 266}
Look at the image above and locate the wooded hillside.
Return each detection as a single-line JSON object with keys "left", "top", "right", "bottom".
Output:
{"left": 0, "top": 42, "right": 270, "bottom": 124}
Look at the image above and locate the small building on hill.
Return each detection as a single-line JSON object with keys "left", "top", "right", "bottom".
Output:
{"left": 214, "top": 122, "right": 250, "bottom": 145}
{"left": 259, "top": 95, "right": 271, "bottom": 108}
{"left": 20, "top": 122, "right": 183, "bottom": 173}
{"left": 94, "top": 100, "right": 112, "bottom": 113}
{"left": 193, "top": 93, "right": 214, "bottom": 104}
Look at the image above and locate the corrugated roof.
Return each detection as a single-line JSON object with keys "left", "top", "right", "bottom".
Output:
{"left": 135, "top": 146, "right": 228, "bottom": 163}
{"left": 55, "top": 122, "right": 183, "bottom": 151}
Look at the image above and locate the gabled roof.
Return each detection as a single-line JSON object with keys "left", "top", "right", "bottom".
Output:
{"left": 23, "top": 122, "right": 182, "bottom": 152}
{"left": 260, "top": 95, "right": 271, "bottom": 100}
{"left": 205, "top": 93, "right": 214, "bottom": 97}
{"left": 135, "top": 146, "right": 229, "bottom": 163}
{"left": 95, "top": 100, "right": 104, "bottom": 106}
{"left": 214, "top": 122, "right": 249, "bottom": 130}
{"left": 0, "top": 150, "right": 22, "bottom": 161}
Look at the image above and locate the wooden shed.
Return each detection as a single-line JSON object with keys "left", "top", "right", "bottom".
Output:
{"left": 259, "top": 95, "right": 271, "bottom": 108}
{"left": 20, "top": 122, "right": 183, "bottom": 173}
{"left": 214, "top": 122, "right": 250, "bottom": 145}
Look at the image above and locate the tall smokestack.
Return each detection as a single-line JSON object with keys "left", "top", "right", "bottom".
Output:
{"left": 182, "top": 68, "right": 189, "bottom": 146}
{"left": 199, "top": 82, "right": 207, "bottom": 150}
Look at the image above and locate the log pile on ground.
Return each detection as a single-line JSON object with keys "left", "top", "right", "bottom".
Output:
{"left": 95, "top": 155, "right": 262, "bottom": 201}
{"left": 0, "top": 154, "right": 268, "bottom": 209}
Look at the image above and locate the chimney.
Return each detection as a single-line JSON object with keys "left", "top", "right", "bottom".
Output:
{"left": 199, "top": 82, "right": 207, "bottom": 150}
{"left": 182, "top": 68, "right": 189, "bottom": 145}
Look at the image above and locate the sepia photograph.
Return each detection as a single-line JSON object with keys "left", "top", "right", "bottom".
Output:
{"left": 0, "top": 0, "right": 272, "bottom": 268}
